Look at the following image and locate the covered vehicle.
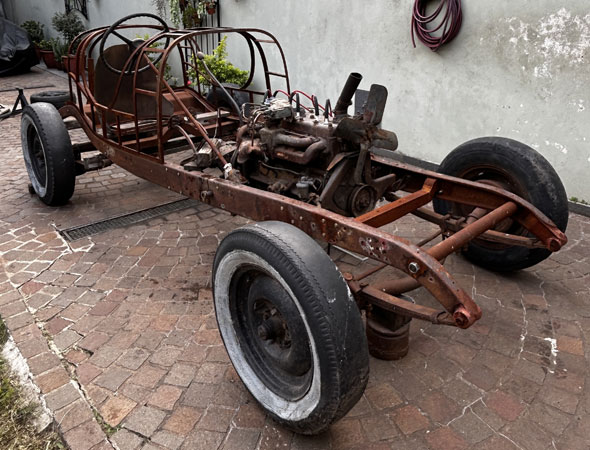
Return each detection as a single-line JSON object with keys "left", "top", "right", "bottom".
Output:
{"left": 0, "top": 18, "right": 38, "bottom": 76}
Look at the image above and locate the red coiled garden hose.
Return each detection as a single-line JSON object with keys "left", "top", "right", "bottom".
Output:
{"left": 411, "top": 0, "right": 463, "bottom": 52}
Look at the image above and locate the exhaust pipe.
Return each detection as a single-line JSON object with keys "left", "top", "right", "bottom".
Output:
{"left": 334, "top": 72, "right": 363, "bottom": 118}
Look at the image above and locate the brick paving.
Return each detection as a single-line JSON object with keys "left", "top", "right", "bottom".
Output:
{"left": 1, "top": 67, "right": 589, "bottom": 449}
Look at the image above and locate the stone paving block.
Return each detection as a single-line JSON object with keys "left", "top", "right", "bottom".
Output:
{"left": 425, "top": 426, "right": 469, "bottom": 450}
{"left": 449, "top": 410, "right": 493, "bottom": 444}
{"left": 64, "top": 419, "right": 106, "bottom": 450}
{"left": 163, "top": 406, "right": 203, "bottom": 435}
{"left": 77, "top": 363, "right": 103, "bottom": 385}
{"left": 124, "top": 406, "right": 167, "bottom": 437}
{"left": 0, "top": 299, "right": 26, "bottom": 317}
{"left": 221, "top": 428, "right": 260, "bottom": 450}
{"left": 502, "top": 417, "right": 553, "bottom": 450}
{"left": 164, "top": 363, "right": 196, "bottom": 387}
{"left": 89, "top": 346, "right": 124, "bottom": 368}
{"left": 112, "top": 429, "right": 144, "bottom": 450}
{"left": 538, "top": 385, "right": 580, "bottom": 414}
{"left": 55, "top": 399, "right": 95, "bottom": 433}
{"left": 149, "top": 384, "right": 183, "bottom": 410}
{"left": 108, "top": 331, "right": 140, "bottom": 349}
{"left": 120, "top": 382, "right": 152, "bottom": 404}
{"left": 197, "top": 406, "right": 235, "bottom": 433}
{"left": 418, "top": 392, "right": 462, "bottom": 424}
{"left": 78, "top": 331, "right": 111, "bottom": 352}
{"left": 18, "top": 337, "right": 47, "bottom": 358}
{"left": 27, "top": 351, "right": 61, "bottom": 376}
{"left": 232, "top": 402, "right": 266, "bottom": 429}
{"left": 90, "top": 441, "right": 115, "bottom": 450}
{"left": 182, "top": 381, "right": 218, "bottom": 407}
{"left": 524, "top": 400, "right": 571, "bottom": 436}
{"left": 53, "top": 329, "right": 83, "bottom": 350}
{"left": 130, "top": 363, "right": 167, "bottom": 388}
{"left": 391, "top": 405, "right": 430, "bottom": 436}
{"left": 151, "top": 430, "right": 185, "bottom": 450}
{"left": 93, "top": 366, "right": 132, "bottom": 392}
{"left": 258, "top": 421, "right": 293, "bottom": 450}
{"left": 90, "top": 301, "right": 120, "bottom": 316}
{"left": 62, "top": 303, "right": 92, "bottom": 321}
{"left": 360, "top": 414, "right": 399, "bottom": 442}
{"left": 100, "top": 395, "right": 137, "bottom": 426}
{"left": 181, "top": 430, "right": 224, "bottom": 450}
{"left": 150, "top": 345, "right": 183, "bottom": 366}
{"left": 35, "top": 366, "right": 70, "bottom": 394}
{"left": 485, "top": 390, "right": 525, "bottom": 422}
{"left": 117, "top": 347, "right": 151, "bottom": 370}
{"left": 44, "top": 382, "right": 80, "bottom": 411}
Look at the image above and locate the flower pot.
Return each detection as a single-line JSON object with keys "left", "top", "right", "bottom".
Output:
{"left": 62, "top": 55, "right": 79, "bottom": 76}
{"left": 206, "top": 3, "right": 216, "bottom": 14}
{"left": 55, "top": 56, "right": 64, "bottom": 71}
{"left": 40, "top": 50, "right": 57, "bottom": 69}
{"left": 34, "top": 45, "right": 41, "bottom": 63}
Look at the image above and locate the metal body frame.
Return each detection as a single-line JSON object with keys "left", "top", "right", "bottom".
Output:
{"left": 60, "top": 23, "right": 567, "bottom": 331}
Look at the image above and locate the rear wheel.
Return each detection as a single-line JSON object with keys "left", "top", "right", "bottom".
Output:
{"left": 213, "top": 221, "right": 369, "bottom": 434}
{"left": 21, "top": 103, "right": 75, "bottom": 206}
{"left": 433, "top": 137, "right": 568, "bottom": 271}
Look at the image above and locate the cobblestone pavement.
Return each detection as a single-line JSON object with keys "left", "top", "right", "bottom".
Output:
{"left": 1, "top": 68, "right": 589, "bottom": 450}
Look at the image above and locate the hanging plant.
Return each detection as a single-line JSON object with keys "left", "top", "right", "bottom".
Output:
{"left": 169, "top": 0, "right": 182, "bottom": 26}
{"left": 152, "top": 0, "right": 167, "bottom": 18}
{"left": 205, "top": 1, "right": 217, "bottom": 15}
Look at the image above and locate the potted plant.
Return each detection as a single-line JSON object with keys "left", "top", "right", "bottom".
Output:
{"left": 205, "top": 1, "right": 216, "bottom": 15}
{"left": 21, "top": 20, "right": 45, "bottom": 59}
{"left": 51, "top": 39, "right": 69, "bottom": 71}
{"left": 38, "top": 39, "right": 58, "bottom": 68}
{"left": 51, "top": 11, "right": 86, "bottom": 73}
{"left": 187, "top": 36, "right": 249, "bottom": 89}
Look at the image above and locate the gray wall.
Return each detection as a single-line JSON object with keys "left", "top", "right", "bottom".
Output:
{"left": 7, "top": 1, "right": 590, "bottom": 200}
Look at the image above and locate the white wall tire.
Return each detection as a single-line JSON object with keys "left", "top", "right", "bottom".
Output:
{"left": 213, "top": 221, "right": 369, "bottom": 434}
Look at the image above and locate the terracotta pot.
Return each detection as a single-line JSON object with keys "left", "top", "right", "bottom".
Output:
{"left": 55, "top": 56, "right": 64, "bottom": 71}
{"left": 61, "top": 55, "right": 79, "bottom": 76}
{"left": 206, "top": 3, "right": 216, "bottom": 14}
{"left": 34, "top": 45, "right": 41, "bottom": 62}
{"left": 40, "top": 50, "right": 57, "bottom": 69}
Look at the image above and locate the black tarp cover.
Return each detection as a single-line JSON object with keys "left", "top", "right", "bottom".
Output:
{"left": 0, "top": 18, "right": 38, "bottom": 75}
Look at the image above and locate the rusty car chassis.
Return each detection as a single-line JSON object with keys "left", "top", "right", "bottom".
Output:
{"left": 21, "top": 14, "right": 568, "bottom": 433}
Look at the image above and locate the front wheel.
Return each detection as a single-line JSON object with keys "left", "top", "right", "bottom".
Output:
{"left": 213, "top": 221, "right": 369, "bottom": 434}
{"left": 433, "top": 137, "right": 568, "bottom": 272}
{"left": 21, "top": 103, "right": 76, "bottom": 206}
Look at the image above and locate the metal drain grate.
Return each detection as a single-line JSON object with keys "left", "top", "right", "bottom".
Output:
{"left": 59, "top": 198, "right": 197, "bottom": 241}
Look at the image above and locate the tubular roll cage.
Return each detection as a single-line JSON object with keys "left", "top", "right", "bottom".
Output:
{"left": 60, "top": 24, "right": 567, "bottom": 330}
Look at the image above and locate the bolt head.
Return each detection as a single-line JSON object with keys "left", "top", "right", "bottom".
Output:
{"left": 408, "top": 262, "right": 420, "bottom": 274}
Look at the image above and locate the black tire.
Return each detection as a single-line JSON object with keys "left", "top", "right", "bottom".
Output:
{"left": 213, "top": 221, "right": 369, "bottom": 434}
{"left": 30, "top": 91, "right": 72, "bottom": 110}
{"left": 433, "top": 137, "right": 568, "bottom": 272}
{"left": 21, "top": 103, "right": 76, "bottom": 206}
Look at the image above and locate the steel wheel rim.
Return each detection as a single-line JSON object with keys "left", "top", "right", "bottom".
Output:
{"left": 229, "top": 267, "right": 313, "bottom": 401}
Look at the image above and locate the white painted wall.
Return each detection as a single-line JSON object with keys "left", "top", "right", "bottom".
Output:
{"left": 6, "top": 0, "right": 590, "bottom": 200}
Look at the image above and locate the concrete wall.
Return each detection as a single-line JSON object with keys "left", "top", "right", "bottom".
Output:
{"left": 6, "top": 1, "right": 589, "bottom": 200}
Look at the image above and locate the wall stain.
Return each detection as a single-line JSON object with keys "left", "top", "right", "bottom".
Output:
{"left": 502, "top": 8, "right": 590, "bottom": 79}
